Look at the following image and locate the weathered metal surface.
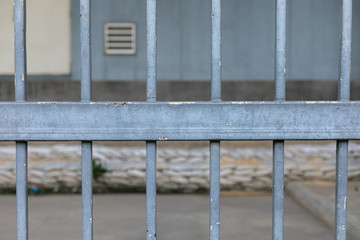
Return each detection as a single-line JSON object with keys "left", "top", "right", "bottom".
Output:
{"left": 335, "top": 1, "right": 352, "bottom": 239}
{"left": 338, "top": 0, "right": 352, "bottom": 101}
{"left": 80, "top": 0, "right": 93, "bottom": 240}
{"left": 14, "top": 0, "right": 28, "bottom": 240}
{"left": 272, "top": 140, "right": 284, "bottom": 240}
{"left": 275, "top": 0, "right": 286, "bottom": 102}
{"left": 273, "top": 0, "right": 286, "bottom": 239}
{"left": 0, "top": 101, "right": 360, "bottom": 141}
{"left": 146, "top": 0, "right": 157, "bottom": 102}
{"left": 80, "top": 0, "right": 92, "bottom": 102}
{"left": 209, "top": 141, "right": 220, "bottom": 240}
{"left": 81, "top": 141, "right": 93, "bottom": 240}
{"left": 146, "top": 141, "right": 157, "bottom": 240}
{"left": 211, "top": 0, "right": 221, "bottom": 102}
{"left": 210, "top": 1, "right": 221, "bottom": 239}
{"left": 146, "top": 0, "right": 158, "bottom": 239}
{"left": 335, "top": 141, "right": 348, "bottom": 240}
{"left": 16, "top": 141, "right": 28, "bottom": 240}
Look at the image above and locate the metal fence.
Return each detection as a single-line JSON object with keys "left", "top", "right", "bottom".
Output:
{"left": 4, "top": 0, "right": 355, "bottom": 239}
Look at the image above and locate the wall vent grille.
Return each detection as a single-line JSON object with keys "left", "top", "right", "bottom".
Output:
{"left": 104, "top": 22, "right": 136, "bottom": 55}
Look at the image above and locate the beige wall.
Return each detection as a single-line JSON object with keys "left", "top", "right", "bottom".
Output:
{"left": 0, "top": 0, "right": 71, "bottom": 75}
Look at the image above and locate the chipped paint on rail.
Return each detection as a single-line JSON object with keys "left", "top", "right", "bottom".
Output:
{"left": 168, "top": 102, "right": 196, "bottom": 105}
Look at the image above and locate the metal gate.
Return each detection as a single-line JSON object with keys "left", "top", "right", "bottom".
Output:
{"left": 4, "top": 0, "right": 356, "bottom": 239}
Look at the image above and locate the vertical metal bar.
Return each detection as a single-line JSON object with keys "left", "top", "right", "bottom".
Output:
{"left": 146, "top": 0, "right": 157, "bottom": 102}
{"left": 210, "top": 1, "right": 221, "bottom": 240}
{"left": 211, "top": 0, "right": 221, "bottom": 101}
{"left": 146, "top": 142, "right": 157, "bottom": 240}
{"left": 273, "top": 1, "right": 286, "bottom": 240}
{"left": 275, "top": 0, "right": 286, "bottom": 102}
{"left": 80, "top": 1, "right": 93, "bottom": 240}
{"left": 335, "top": 1, "right": 352, "bottom": 239}
{"left": 146, "top": 0, "right": 157, "bottom": 239}
{"left": 272, "top": 141, "right": 284, "bottom": 240}
{"left": 80, "top": 0, "right": 92, "bottom": 102}
{"left": 14, "top": 1, "right": 28, "bottom": 240}
{"left": 335, "top": 141, "right": 348, "bottom": 239}
{"left": 81, "top": 141, "right": 93, "bottom": 240}
{"left": 209, "top": 142, "right": 220, "bottom": 240}
{"left": 338, "top": 0, "right": 352, "bottom": 101}
{"left": 14, "top": 0, "right": 27, "bottom": 102}
{"left": 16, "top": 142, "right": 28, "bottom": 240}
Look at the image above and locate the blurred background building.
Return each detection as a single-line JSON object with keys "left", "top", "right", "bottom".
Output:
{"left": 0, "top": 0, "right": 359, "bottom": 101}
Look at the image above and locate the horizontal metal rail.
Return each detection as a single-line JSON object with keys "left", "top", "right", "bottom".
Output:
{"left": 1, "top": 101, "right": 360, "bottom": 141}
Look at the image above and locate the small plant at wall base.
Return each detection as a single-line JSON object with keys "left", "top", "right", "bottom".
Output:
{"left": 92, "top": 158, "right": 107, "bottom": 180}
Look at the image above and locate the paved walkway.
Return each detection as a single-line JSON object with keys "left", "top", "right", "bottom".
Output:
{"left": 287, "top": 181, "right": 360, "bottom": 240}
{"left": 0, "top": 193, "right": 332, "bottom": 240}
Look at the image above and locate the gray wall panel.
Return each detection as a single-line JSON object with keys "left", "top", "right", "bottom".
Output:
{"left": 71, "top": 0, "right": 359, "bottom": 81}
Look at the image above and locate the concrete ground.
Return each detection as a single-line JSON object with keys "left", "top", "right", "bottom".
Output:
{"left": 0, "top": 193, "right": 333, "bottom": 240}
{"left": 287, "top": 181, "right": 360, "bottom": 240}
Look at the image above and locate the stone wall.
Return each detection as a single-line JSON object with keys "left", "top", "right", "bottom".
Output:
{"left": 0, "top": 143, "right": 360, "bottom": 193}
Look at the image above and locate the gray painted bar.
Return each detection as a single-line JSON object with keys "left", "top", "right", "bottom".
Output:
{"left": 273, "top": 0, "right": 286, "bottom": 239}
{"left": 81, "top": 141, "right": 93, "bottom": 240}
{"left": 146, "top": 0, "right": 157, "bottom": 102}
{"left": 211, "top": 0, "right": 221, "bottom": 102}
{"left": 335, "top": 141, "right": 348, "bottom": 240}
{"left": 146, "top": 0, "right": 157, "bottom": 239}
{"left": 14, "top": 0, "right": 28, "bottom": 239}
{"left": 146, "top": 141, "right": 157, "bottom": 240}
{"left": 209, "top": 141, "right": 220, "bottom": 240}
{"left": 16, "top": 142, "right": 28, "bottom": 240}
{"left": 335, "top": 0, "right": 352, "bottom": 239}
{"left": 80, "top": 0, "right": 93, "bottom": 239}
{"left": 1, "top": 102, "right": 360, "bottom": 141}
{"left": 272, "top": 140, "right": 284, "bottom": 240}
{"left": 80, "top": 0, "right": 92, "bottom": 102}
{"left": 210, "top": 0, "right": 221, "bottom": 239}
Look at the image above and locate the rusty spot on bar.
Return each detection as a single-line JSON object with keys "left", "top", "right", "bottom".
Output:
{"left": 113, "top": 102, "right": 118, "bottom": 106}
{"left": 80, "top": 13, "right": 82, "bottom": 18}
{"left": 121, "top": 102, "right": 128, "bottom": 106}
